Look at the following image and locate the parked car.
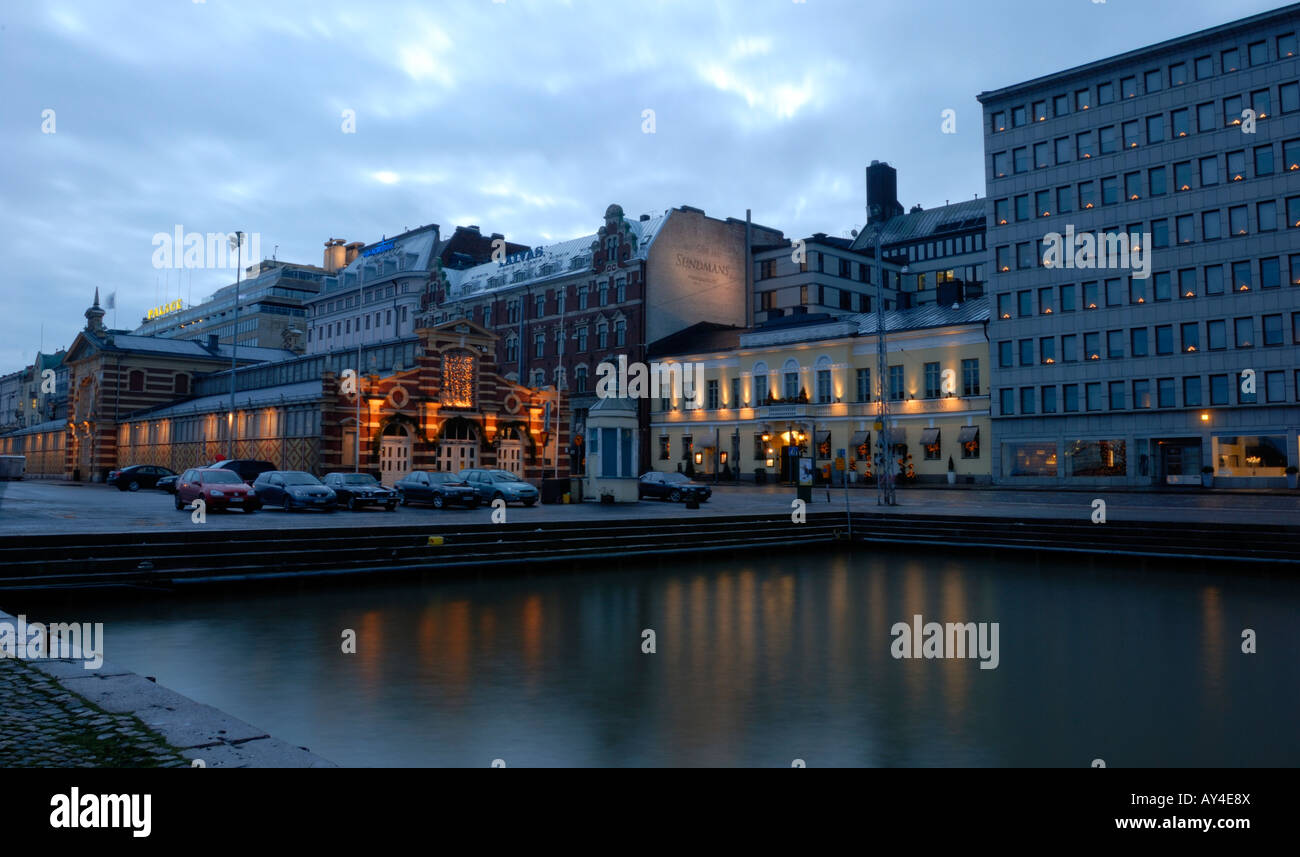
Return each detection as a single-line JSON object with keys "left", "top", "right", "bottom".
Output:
{"left": 322, "top": 472, "right": 398, "bottom": 511}
{"left": 156, "top": 474, "right": 179, "bottom": 494}
{"left": 395, "top": 470, "right": 481, "bottom": 509}
{"left": 174, "top": 467, "right": 260, "bottom": 512}
{"left": 107, "top": 464, "right": 176, "bottom": 492}
{"left": 458, "top": 469, "right": 539, "bottom": 506}
{"left": 207, "top": 459, "right": 277, "bottom": 484}
{"left": 638, "top": 471, "right": 712, "bottom": 502}
{"left": 252, "top": 471, "right": 337, "bottom": 512}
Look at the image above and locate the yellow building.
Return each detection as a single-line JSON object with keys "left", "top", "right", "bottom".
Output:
{"left": 648, "top": 299, "right": 991, "bottom": 484}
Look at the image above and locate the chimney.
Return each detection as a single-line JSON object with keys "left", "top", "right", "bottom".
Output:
{"left": 866, "top": 161, "right": 903, "bottom": 225}
{"left": 344, "top": 242, "right": 364, "bottom": 264}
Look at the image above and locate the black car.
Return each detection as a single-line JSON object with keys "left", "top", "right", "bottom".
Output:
{"left": 156, "top": 474, "right": 179, "bottom": 494}
{"left": 252, "top": 471, "right": 338, "bottom": 512}
{"left": 208, "top": 459, "right": 277, "bottom": 484}
{"left": 322, "top": 472, "right": 399, "bottom": 511}
{"left": 395, "top": 470, "right": 481, "bottom": 509}
{"left": 107, "top": 465, "right": 176, "bottom": 492}
{"left": 638, "top": 471, "right": 712, "bottom": 502}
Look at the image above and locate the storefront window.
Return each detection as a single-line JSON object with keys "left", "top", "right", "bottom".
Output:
{"left": 1213, "top": 436, "right": 1288, "bottom": 477}
{"left": 1066, "top": 440, "right": 1127, "bottom": 477}
{"left": 1005, "top": 442, "right": 1058, "bottom": 476}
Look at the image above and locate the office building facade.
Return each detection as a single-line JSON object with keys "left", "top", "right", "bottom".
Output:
{"left": 980, "top": 4, "right": 1300, "bottom": 487}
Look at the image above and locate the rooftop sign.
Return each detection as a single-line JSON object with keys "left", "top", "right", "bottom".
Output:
{"left": 147, "top": 299, "right": 184, "bottom": 321}
{"left": 498, "top": 247, "right": 545, "bottom": 268}
{"left": 362, "top": 239, "right": 396, "bottom": 257}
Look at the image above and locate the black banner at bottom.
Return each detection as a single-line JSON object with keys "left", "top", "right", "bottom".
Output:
{"left": 0, "top": 767, "right": 1280, "bottom": 844}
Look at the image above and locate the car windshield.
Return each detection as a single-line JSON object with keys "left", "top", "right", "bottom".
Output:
{"left": 664, "top": 473, "right": 690, "bottom": 483}
{"left": 201, "top": 470, "right": 241, "bottom": 484}
{"left": 491, "top": 472, "right": 522, "bottom": 482}
{"left": 282, "top": 472, "right": 320, "bottom": 485}
{"left": 336, "top": 474, "right": 378, "bottom": 485}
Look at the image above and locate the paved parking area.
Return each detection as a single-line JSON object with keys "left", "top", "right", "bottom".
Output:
{"left": 0, "top": 478, "right": 1295, "bottom": 535}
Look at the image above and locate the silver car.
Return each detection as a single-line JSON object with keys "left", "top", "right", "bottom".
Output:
{"left": 457, "top": 469, "right": 540, "bottom": 506}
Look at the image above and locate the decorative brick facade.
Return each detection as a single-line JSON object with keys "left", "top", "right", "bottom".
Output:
{"left": 6, "top": 303, "right": 568, "bottom": 486}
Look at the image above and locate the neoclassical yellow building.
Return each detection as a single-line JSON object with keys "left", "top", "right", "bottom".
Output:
{"left": 647, "top": 299, "right": 991, "bottom": 484}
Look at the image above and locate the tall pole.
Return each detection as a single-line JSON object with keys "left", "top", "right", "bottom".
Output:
{"left": 354, "top": 338, "right": 362, "bottom": 473}
{"left": 228, "top": 231, "right": 242, "bottom": 461}
{"left": 875, "top": 227, "right": 895, "bottom": 506}
{"left": 553, "top": 311, "right": 563, "bottom": 480}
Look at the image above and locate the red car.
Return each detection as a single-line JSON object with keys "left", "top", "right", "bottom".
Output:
{"left": 174, "top": 467, "right": 260, "bottom": 513}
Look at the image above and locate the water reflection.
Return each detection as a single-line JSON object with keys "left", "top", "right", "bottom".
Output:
{"left": 36, "top": 548, "right": 1300, "bottom": 767}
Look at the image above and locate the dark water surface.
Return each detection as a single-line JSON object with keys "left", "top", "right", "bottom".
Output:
{"left": 31, "top": 549, "right": 1300, "bottom": 766}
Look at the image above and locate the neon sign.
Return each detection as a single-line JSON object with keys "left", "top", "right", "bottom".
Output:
{"left": 362, "top": 239, "right": 396, "bottom": 257}
{"left": 147, "top": 299, "right": 184, "bottom": 320}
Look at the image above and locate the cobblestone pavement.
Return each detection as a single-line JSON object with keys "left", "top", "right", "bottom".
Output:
{"left": 0, "top": 657, "right": 188, "bottom": 768}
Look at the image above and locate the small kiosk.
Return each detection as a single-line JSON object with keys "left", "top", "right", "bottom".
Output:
{"left": 583, "top": 396, "right": 640, "bottom": 503}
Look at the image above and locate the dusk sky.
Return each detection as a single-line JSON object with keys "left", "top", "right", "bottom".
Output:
{"left": 1, "top": 0, "right": 1287, "bottom": 369}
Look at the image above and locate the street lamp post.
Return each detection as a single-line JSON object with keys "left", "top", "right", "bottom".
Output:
{"left": 873, "top": 226, "right": 896, "bottom": 506}
{"left": 354, "top": 339, "right": 362, "bottom": 473}
{"left": 227, "top": 231, "right": 243, "bottom": 461}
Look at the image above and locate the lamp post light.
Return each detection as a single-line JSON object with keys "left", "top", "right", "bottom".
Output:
{"left": 354, "top": 339, "right": 363, "bottom": 473}
{"left": 227, "top": 231, "right": 244, "bottom": 461}
{"left": 872, "top": 225, "right": 896, "bottom": 506}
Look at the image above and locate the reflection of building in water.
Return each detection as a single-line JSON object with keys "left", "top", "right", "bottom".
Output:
{"left": 1065, "top": 439, "right": 1127, "bottom": 477}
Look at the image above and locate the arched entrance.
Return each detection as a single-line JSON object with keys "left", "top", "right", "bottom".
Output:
{"left": 379, "top": 422, "right": 413, "bottom": 486}
{"left": 497, "top": 425, "right": 524, "bottom": 475}
{"left": 438, "top": 418, "right": 479, "bottom": 473}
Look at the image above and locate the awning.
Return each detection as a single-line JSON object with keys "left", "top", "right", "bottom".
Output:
{"left": 850, "top": 431, "right": 870, "bottom": 448}
{"left": 888, "top": 427, "right": 906, "bottom": 444}
{"left": 958, "top": 425, "right": 980, "bottom": 443}
{"left": 920, "top": 427, "right": 940, "bottom": 446}
{"left": 815, "top": 431, "right": 831, "bottom": 445}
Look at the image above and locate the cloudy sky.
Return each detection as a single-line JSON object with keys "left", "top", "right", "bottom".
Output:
{"left": 1, "top": 0, "right": 1285, "bottom": 369}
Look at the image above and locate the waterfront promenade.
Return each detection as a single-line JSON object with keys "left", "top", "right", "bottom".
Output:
{"left": 0, "top": 478, "right": 1296, "bottom": 534}
{"left": 0, "top": 656, "right": 187, "bottom": 768}
{"left": 0, "top": 608, "right": 336, "bottom": 768}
